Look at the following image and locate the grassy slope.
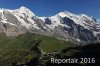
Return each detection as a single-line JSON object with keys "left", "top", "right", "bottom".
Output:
{"left": 0, "top": 33, "right": 40, "bottom": 66}
{"left": 0, "top": 33, "right": 74, "bottom": 66}
{"left": 0, "top": 33, "right": 100, "bottom": 66}
{"left": 39, "top": 35, "right": 75, "bottom": 53}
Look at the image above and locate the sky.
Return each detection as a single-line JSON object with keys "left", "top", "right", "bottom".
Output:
{"left": 0, "top": 0, "right": 100, "bottom": 20}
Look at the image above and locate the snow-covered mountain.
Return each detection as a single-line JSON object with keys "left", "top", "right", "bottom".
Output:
{"left": 0, "top": 6, "right": 100, "bottom": 44}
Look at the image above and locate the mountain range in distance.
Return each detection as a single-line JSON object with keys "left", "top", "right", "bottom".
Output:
{"left": 0, "top": 6, "right": 100, "bottom": 44}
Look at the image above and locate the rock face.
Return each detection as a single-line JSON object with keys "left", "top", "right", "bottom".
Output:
{"left": 0, "top": 6, "right": 100, "bottom": 44}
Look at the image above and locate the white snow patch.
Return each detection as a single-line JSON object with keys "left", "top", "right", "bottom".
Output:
{"left": 39, "top": 17, "right": 46, "bottom": 22}
{"left": 93, "top": 31, "right": 100, "bottom": 36}
{"left": 14, "top": 15, "right": 30, "bottom": 28}
{"left": 76, "top": 39, "right": 81, "bottom": 42}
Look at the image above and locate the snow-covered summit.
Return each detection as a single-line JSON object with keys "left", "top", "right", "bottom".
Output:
{"left": 0, "top": 6, "right": 100, "bottom": 44}
{"left": 56, "top": 11, "right": 78, "bottom": 18}
{"left": 41, "top": 11, "right": 94, "bottom": 29}
{"left": 11, "top": 6, "right": 35, "bottom": 18}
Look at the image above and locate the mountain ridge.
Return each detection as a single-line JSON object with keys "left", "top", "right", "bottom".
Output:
{"left": 0, "top": 6, "right": 100, "bottom": 44}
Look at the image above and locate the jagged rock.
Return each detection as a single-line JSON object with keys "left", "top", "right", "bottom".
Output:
{"left": 0, "top": 6, "right": 100, "bottom": 44}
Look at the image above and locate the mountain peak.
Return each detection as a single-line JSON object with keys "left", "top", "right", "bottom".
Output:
{"left": 59, "top": 11, "right": 71, "bottom": 14}
{"left": 80, "top": 14, "right": 96, "bottom": 23}
{"left": 55, "top": 11, "right": 77, "bottom": 18}
{"left": 57, "top": 11, "right": 71, "bottom": 17}
{"left": 17, "top": 6, "right": 36, "bottom": 17}
{"left": 19, "top": 6, "right": 29, "bottom": 10}
{"left": 0, "top": 7, "right": 99, "bottom": 44}
{"left": 80, "top": 14, "right": 92, "bottom": 19}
